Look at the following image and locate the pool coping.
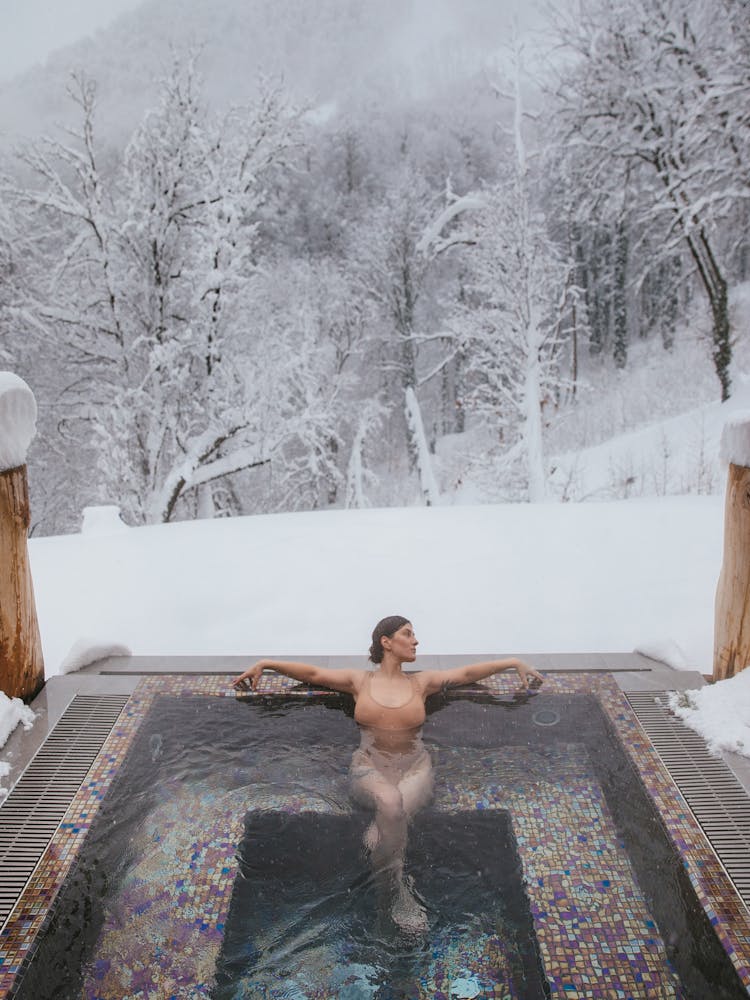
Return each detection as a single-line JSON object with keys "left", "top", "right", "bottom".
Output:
{"left": 2, "top": 669, "right": 750, "bottom": 997}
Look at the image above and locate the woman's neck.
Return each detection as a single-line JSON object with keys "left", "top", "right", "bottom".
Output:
{"left": 378, "top": 654, "right": 404, "bottom": 676}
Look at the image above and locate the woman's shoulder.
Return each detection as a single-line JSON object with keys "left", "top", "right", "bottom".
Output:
{"left": 347, "top": 667, "right": 371, "bottom": 693}
{"left": 410, "top": 669, "right": 447, "bottom": 696}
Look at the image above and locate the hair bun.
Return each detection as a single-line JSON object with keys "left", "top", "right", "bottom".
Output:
{"left": 368, "top": 615, "right": 410, "bottom": 663}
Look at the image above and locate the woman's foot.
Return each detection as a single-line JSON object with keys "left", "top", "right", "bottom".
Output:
{"left": 363, "top": 821, "right": 381, "bottom": 853}
{"left": 391, "top": 877, "right": 428, "bottom": 934}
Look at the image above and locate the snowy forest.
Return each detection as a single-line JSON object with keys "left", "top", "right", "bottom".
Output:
{"left": 1, "top": 0, "right": 749, "bottom": 535}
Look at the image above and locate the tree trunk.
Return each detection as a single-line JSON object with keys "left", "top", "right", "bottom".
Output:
{"left": 524, "top": 334, "right": 547, "bottom": 503}
{"left": 404, "top": 387, "right": 440, "bottom": 506}
{"left": 612, "top": 220, "right": 628, "bottom": 369}
{"left": 688, "top": 228, "right": 732, "bottom": 401}
{"left": 0, "top": 465, "right": 44, "bottom": 700}
{"left": 714, "top": 461, "right": 750, "bottom": 680}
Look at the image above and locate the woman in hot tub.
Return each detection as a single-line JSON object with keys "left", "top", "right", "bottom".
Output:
{"left": 232, "top": 615, "right": 542, "bottom": 932}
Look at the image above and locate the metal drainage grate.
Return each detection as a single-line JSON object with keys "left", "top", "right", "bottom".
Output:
{"left": 0, "top": 694, "right": 129, "bottom": 930}
{"left": 626, "top": 691, "right": 750, "bottom": 910}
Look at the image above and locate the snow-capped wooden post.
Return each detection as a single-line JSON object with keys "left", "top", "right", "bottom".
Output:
{"left": 714, "top": 413, "right": 750, "bottom": 680}
{"left": 0, "top": 373, "right": 44, "bottom": 700}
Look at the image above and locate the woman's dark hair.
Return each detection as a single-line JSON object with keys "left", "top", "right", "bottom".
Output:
{"left": 369, "top": 615, "right": 411, "bottom": 663}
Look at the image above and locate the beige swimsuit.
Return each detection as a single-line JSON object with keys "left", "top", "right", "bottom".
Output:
{"left": 350, "top": 672, "right": 431, "bottom": 784}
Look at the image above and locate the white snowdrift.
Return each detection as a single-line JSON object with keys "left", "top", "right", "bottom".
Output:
{"left": 635, "top": 639, "right": 689, "bottom": 671}
{"left": 0, "top": 691, "right": 35, "bottom": 750}
{"left": 59, "top": 637, "right": 132, "bottom": 675}
{"left": 669, "top": 670, "right": 750, "bottom": 758}
{"left": 81, "top": 506, "right": 129, "bottom": 535}
{"left": 1, "top": 692, "right": 34, "bottom": 793}
{"left": 29, "top": 496, "right": 722, "bottom": 676}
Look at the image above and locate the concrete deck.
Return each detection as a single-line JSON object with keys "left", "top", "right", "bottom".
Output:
{"left": 3, "top": 651, "right": 746, "bottom": 798}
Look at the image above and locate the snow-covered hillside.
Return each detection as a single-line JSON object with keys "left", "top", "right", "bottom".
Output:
{"left": 549, "top": 373, "right": 750, "bottom": 501}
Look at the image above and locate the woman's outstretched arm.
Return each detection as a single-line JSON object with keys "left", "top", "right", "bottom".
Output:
{"left": 417, "top": 658, "right": 543, "bottom": 697}
{"left": 231, "top": 659, "right": 363, "bottom": 695}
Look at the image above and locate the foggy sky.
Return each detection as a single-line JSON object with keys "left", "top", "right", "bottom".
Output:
{"left": 0, "top": 0, "right": 548, "bottom": 86}
{"left": 1, "top": 0, "right": 144, "bottom": 82}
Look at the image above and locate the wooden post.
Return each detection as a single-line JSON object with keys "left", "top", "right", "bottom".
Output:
{"left": 0, "top": 374, "right": 44, "bottom": 700}
{"left": 0, "top": 466, "right": 44, "bottom": 699}
{"left": 714, "top": 415, "right": 750, "bottom": 680}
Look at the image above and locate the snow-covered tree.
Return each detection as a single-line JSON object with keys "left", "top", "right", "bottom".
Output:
{"left": 8, "top": 59, "right": 302, "bottom": 524}
{"left": 450, "top": 54, "right": 571, "bottom": 501}
{"left": 240, "top": 256, "right": 383, "bottom": 511}
{"left": 553, "top": 0, "right": 750, "bottom": 400}
{"left": 349, "top": 164, "right": 451, "bottom": 504}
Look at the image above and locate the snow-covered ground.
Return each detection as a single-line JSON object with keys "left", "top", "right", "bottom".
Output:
{"left": 669, "top": 671, "right": 750, "bottom": 758}
{"left": 0, "top": 693, "right": 36, "bottom": 799}
{"left": 30, "top": 496, "right": 722, "bottom": 675}
{"left": 549, "top": 373, "right": 750, "bottom": 501}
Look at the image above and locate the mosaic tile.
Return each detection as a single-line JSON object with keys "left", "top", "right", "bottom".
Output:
{"left": 1, "top": 672, "right": 749, "bottom": 999}
{"left": 433, "top": 744, "right": 684, "bottom": 998}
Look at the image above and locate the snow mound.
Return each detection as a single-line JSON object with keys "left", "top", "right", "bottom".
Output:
{"left": 634, "top": 638, "right": 689, "bottom": 671}
{"left": 720, "top": 410, "right": 750, "bottom": 468}
{"left": 668, "top": 670, "right": 750, "bottom": 758}
{"left": 0, "top": 691, "right": 36, "bottom": 750}
{"left": 0, "top": 372, "right": 37, "bottom": 471}
{"left": 59, "top": 637, "right": 132, "bottom": 675}
{"left": 81, "top": 506, "right": 129, "bottom": 535}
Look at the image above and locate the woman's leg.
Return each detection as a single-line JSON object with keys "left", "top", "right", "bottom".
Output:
{"left": 350, "top": 750, "right": 432, "bottom": 932}
{"left": 397, "top": 751, "right": 434, "bottom": 820}
{"left": 389, "top": 752, "right": 433, "bottom": 931}
{"left": 351, "top": 765, "right": 408, "bottom": 872}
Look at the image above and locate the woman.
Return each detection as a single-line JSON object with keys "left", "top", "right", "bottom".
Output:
{"left": 232, "top": 615, "right": 543, "bottom": 932}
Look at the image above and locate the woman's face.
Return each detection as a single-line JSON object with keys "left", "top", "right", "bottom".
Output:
{"left": 383, "top": 622, "right": 418, "bottom": 662}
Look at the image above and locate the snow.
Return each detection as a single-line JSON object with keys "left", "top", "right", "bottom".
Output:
{"left": 634, "top": 639, "right": 689, "bottom": 671}
{"left": 58, "top": 637, "right": 132, "bottom": 675}
{"left": 668, "top": 671, "right": 750, "bottom": 757}
{"left": 549, "top": 381, "right": 750, "bottom": 501}
{"left": 719, "top": 411, "right": 750, "bottom": 468}
{"left": 0, "top": 372, "right": 37, "bottom": 471}
{"left": 0, "top": 691, "right": 36, "bottom": 799}
{"left": 29, "top": 495, "right": 722, "bottom": 677}
{"left": 0, "top": 692, "right": 35, "bottom": 749}
{"left": 81, "top": 506, "right": 129, "bottom": 535}
{"left": 635, "top": 638, "right": 690, "bottom": 670}
{"left": 416, "top": 191, "right": 486, "bottom": 255}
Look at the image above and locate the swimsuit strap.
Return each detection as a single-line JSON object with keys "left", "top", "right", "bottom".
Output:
{"left": 365, "top": 670, "right": 418, "bottom": 709}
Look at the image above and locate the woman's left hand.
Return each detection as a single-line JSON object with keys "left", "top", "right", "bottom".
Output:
{"left": 515, "top": 660, "right": 543, "bottom": 689}
{"left": 231, "top": 661, "right": 266, "bottom": 691}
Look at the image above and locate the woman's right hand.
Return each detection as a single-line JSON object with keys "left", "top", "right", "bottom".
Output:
{"left": 231, "top": 661, "right": 265, "bottom": 691}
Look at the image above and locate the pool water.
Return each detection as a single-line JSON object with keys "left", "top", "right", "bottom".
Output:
{"left": 216, "top": 810, "right": 547, "bottom": 999}
{"left": 9, "top": 690, "right": 748, "bottom": 999}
